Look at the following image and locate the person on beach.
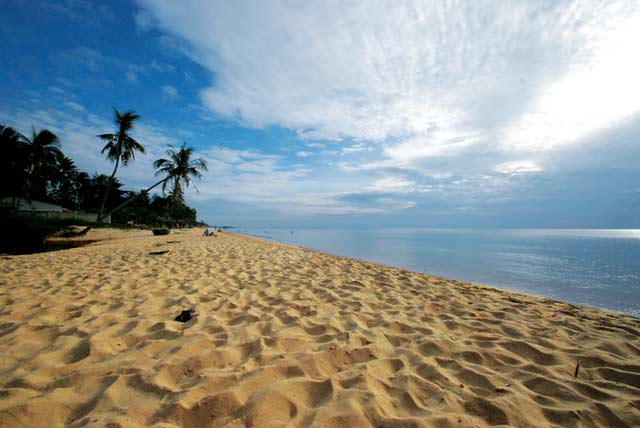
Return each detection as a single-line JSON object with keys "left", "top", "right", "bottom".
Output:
{"left": 203, "top": 228, "right": 216, "bottom": 237}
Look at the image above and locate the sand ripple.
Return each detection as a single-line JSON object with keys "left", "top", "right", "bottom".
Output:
{"left": 0, "top": 229, "right": 639, "bottom": 427}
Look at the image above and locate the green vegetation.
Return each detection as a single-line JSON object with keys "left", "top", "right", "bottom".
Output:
{"left": 0, "top": 111, "right": 209, "bottom": 254}
{"left": 106, "top": 143, "right": 208, "bottom": 218}
{"left": 112, "top": 192, "right": 197, "bottom": 226}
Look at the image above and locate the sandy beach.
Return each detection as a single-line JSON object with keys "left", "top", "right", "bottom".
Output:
{"left": 0, "top": 228, "right": 639, "bottom": 428}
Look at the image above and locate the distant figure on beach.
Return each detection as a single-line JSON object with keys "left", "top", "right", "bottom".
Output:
{"left": 203, "top": 228, "right": 216, "bottom": 237}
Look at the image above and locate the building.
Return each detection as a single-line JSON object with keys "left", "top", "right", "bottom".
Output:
{"left": 0, "top": 197, "right": 109, "bottom": 223}
{"left": 1, "top": 198, "right": 64, "bottom": 213}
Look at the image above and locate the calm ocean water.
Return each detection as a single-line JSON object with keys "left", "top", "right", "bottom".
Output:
{"left": 236, "top": 228, "right": 640, "bottom": 316}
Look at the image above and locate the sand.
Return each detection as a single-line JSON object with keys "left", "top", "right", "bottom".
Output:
{"left": 0, "top": 228, "right": 639, "bottom": 428}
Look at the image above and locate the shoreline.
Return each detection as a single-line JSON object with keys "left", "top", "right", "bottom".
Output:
{"left": 1, "top": 227, "right": 639, "bottom": 427}
{"left": 16, "top": 227, "right": 640, "bottom": 322}
{"left": 230, "top": 230, "right": 640, "bottom": 320}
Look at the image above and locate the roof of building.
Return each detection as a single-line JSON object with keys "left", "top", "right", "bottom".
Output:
{"left": 0, "top": 197, "right": 64, "bottom": 212}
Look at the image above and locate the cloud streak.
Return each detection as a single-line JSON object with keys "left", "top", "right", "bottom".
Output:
{"left": 138, "top": 0, "right": 640, "bottom": 168}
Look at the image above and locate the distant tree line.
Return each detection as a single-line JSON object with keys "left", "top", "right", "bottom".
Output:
{"left": 0, "top": 108, "right": 208, "bottom": 227}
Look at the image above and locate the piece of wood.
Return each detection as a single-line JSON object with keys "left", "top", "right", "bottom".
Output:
{"left": 148, "top": 250, "right": 170, "bottom": 256}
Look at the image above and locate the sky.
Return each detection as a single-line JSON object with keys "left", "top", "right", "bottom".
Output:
{"left": 1, "top": 0, "right": 639, "bottom": 228}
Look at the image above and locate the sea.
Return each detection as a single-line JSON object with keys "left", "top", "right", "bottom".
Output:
{"left": 235, "top": 228, "right": 640, "bottom": 316}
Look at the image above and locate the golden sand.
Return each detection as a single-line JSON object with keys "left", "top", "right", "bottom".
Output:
{"left": 0, "top": 228, "right": 639, "bottom": 428}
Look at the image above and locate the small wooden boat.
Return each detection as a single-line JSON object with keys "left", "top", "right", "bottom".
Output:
{"left": 152, "top": 228, "right": 170, "bottom": 236}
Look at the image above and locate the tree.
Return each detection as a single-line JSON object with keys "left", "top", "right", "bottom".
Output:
{"left": 96, "top": 109, "right": 144, "bottom": 222}
{"left": 79, "top": 174, "right": 125, "bottom": 213}
{"left": 20, "top": 127, "right": 63, "bottom": 201}
{"left": 107, "top": 143, "right": 207, "bottom": 218}
{"left": 111, "top": 193, "right": 198, "bottom": 226}
{"left": 154, "top": 143, "right": 209, "bottom": 201}
{"left": 49, "top": 156, "right": 79, "bottom": 209}
{"left": 111, "top": 191, "right": 154, "bottom": 225}
{"left": 75, "top": 172, "right": 92, "bottom": 210}
{"left": 0, "top": 125, "right": 28, "bottom": 205}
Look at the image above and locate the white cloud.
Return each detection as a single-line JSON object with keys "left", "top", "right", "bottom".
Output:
{"left": 296, "top": 151, "right": 312, "bottom": 158}
{"left": 494, "top": 160, "right": 544, "bottom": 175}
{"left": 383, "top": 132, "right": 482, "bottom": 165}
{"left": 190, "top": 147, "right": 375, "bottom": 214}
{"left": 57, "top": 46, "right": 105, "bottom": 72}
{"left": 503, "top": 13, "right": 640, "bottom": 152}
{"left": 341, "top": 143, "right": 373, "bottom": 155}
{"left": 369, "top": 177, "right": 416, "bottom": 194}
{"left": 64, "top": 101, "right": 85, "bottom": 112}
{"left": 137, "top": 0, "right": 640, "bottom": 173}
{"left": 305, "top": 142, "right": 325, "bottom": 148}
{"left": 162, "top": 85, "right": 180, "bottom": 100}
{"left": 127, "top": 61, "right": 175, "bottom": 85}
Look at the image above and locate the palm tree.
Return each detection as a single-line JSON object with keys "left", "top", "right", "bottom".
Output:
{"left": 96, "top": 109, "right": 144, "bottom": 222}
{"left": 154, "top": 143, "right": 208, "bottom": 201}
{"left": 20, "top": 127, "right": 63, "bottom": 201}
{"left": 107, "top": 143, "right": 208, "bottom": 218}
{"left": 49, "top": 156, "right": 79, "bottom": 208}
{"left": 0, "top": 125, "right": 27, "bottom": 206}
{"left": 0, "top": 124, "right": 22, "bottom": 148}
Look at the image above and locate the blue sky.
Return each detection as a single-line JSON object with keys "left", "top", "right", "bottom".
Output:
{"left": 1, "top": 0, "right": 639, "bottom": 228}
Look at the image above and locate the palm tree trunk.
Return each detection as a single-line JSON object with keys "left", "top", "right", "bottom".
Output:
{"left": 106, "top": 176, "right": 170, "bottom": 219}
{"left": 96, "top": 157, "right": 120, "bottom": 223}
{"left": 15, "top": 175, "right": 28, "bottom": 211}
{"left": 75, "top": 176, "right": 170, "bottom": 237}
{"left": 15, "top": 163, "right": 32, "bottom": 211}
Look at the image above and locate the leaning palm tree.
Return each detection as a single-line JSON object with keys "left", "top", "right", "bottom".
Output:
{"left": 20, "top": 127, "right": 63, "bottom": 201}
{"left": 106, "top": 143, "right": 208, "bottom": 218}
{"left": 154, "top": 143, "right": 208, "bottom": 201}
{"left": 96, "top": 109, "right": 144, "bottom": 223}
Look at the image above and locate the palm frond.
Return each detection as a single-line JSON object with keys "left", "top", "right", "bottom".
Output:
{"left": 98, "top": 109, "right": 144, "bottom": 167}
{"left": 152, "top": 142, "right": 207, "bottom": 199}
{"left": 153, "top": 158, "right": 170, "bottom": 170}
{"left": 100, "top": 140, "right": 115, "bottom": 153}
{"left": 191, "top": 157, "right": 208, "bottom": 171}
{"left": 97, "top": 133, "right": 115, "bottom": 141}
{"left": 127, "top": 137, "right": 145, "bottom": 153}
